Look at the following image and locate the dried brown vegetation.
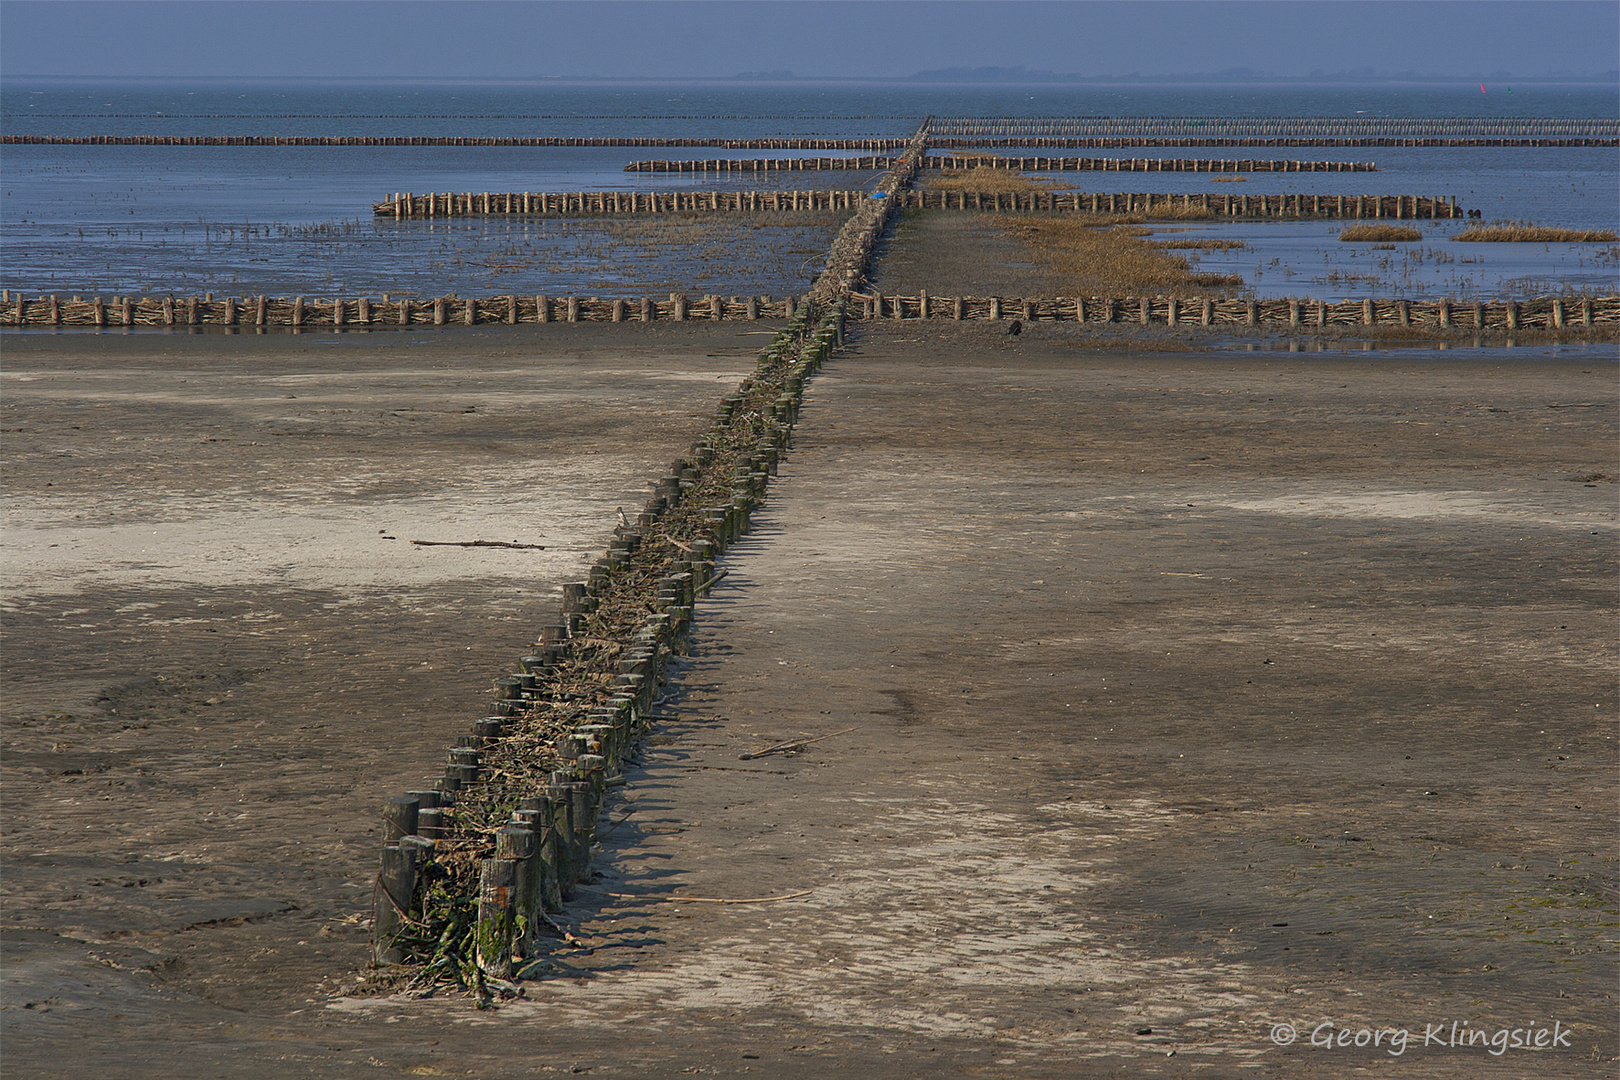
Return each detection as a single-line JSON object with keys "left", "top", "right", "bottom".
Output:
{"left": 928, "top": 165, "right": 1061, "bottom": 193}
{"left": 1453, "top": 225, "right": 1619, "bottom": 242}
{"left": 996, "top": 215, "right": 1243, "bottom": 295}
{"left": 1156, "top": 238, "right": 1250, "bottom": 251}
{"left": 1339, "top": 224, "right": 1423, "bottom": 242}
{"left": 1209, "top": 176, "right": 1247, "bottom": 183}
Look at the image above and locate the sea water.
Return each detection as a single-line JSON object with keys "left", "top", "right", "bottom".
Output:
{"left": 2, "top": 81, "right": 1615, "bottom": 300}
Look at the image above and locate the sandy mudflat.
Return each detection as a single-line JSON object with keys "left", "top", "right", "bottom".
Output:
{"left": 3, "top": 322, "right": 1616, "bottom": 1077}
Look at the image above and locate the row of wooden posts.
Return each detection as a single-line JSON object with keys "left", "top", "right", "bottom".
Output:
{"left": 931, "top": 116, "right": 1620, "bottom": 139}
{"left": 1, "top": 292, "right": 803, "bottom": 328}
{"left": 624, "top": 155, "right": 1376, "bottom": 173}
{"left": 1, "top": 135, "right": 911, "bottom": 149}
{"left": 369, "top": 124, "right": 927, "bottom": 983}
{"left": 372, "top": 307, "right": 847, "bottom": 979}
{"left": 370, "top": 188, "right": 1462, "bottom": 221}
{"left": 375, "top": 188, "right": 865, "bottom": 218}
{"left": 8, "top": 134, "right": 1615, "bottom": 149}
{"left": 933, "top": 136, "right": 1617, "bottom": 148}
{"left": 857, "top": 292, "right": 1618, "bottom": 331}
{"left": 9, "top": 290, "right": 1611, "bottom": 333}
{"left": 899, "top": 189, "right": 1463, "bottom": 219}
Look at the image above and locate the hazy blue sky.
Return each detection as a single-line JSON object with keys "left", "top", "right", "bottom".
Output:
{"left": 2, "top": 1, "right": 1616, "bottom": 81}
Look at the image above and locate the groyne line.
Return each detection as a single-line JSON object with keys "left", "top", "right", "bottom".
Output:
{"left": 0, "top": 135, "right": 911, "bottom": 149}
{"left": 370, "top": 189, "right": 1462, "bottom": 220}
{"left": 931, "top": 116, "right": 1620, "bottom": 140}
{"left": 360, "top": 122, "right": 930, "bottom": 991}
{"left": 625, "top": 155, "right": 1376, "bottom": 172}
{"left": 855, "top": 292, "right": 1618, "bottom": 331}
{"left": 7, "top": 290, "right": 1608, "bottom": 334}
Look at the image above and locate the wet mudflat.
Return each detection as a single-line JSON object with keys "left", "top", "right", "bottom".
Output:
{"left": 0, "top": 325, "right": 763, "bottom": 1073}
{"left": 3, "top": 322, "right": 1616, "bottom": 1077}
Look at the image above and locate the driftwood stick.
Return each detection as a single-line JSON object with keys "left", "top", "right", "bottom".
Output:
{"left": 410, "top": 539, "right": 547, "bottom": 550}
{"left": 739, "top": 726, "right": 856, "bottom": 761}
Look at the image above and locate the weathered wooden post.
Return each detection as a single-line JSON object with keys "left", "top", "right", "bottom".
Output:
{"left": 465, "top": 298, "right": 476, "bottom": 326}
{"left": 476, "top": 858, "right": 518, "bottom": 978}
{"left": 537, "top": 295, "right": 550, "bottom": 323}
{"left": 383, "top": 795, "right": 419, "bottom": 841}
{"left": 567, "top": 296, "right": 580, "bottom": 323}
{"left": 433, "top": 298, "right": 445, "bottom": 326}
{"left": 495, "top": 826, "right": 537, "bottom": 957}
{"left": 373, "top": 843, "right": 417, "bottom": 964}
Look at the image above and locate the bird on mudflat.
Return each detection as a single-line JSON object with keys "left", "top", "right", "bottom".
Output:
{"left": 1007, "top": 319, "right": 1023, "bottom": 336}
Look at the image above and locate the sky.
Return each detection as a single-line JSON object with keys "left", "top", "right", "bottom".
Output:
{"left": 1, "top": 1, "right": 1616, "bottom": 82}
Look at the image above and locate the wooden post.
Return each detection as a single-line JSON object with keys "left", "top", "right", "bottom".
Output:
{"left": 1505, "top": 300, "right": 1519, "bottom": 330}
{"left": 507, "top": 295, "right": 518, "bottom": 325}
{"left": 1200, "top": 298, "right": 1212, "bottom": 326}
{"left": 1288, "top": 298, "right": 1301, "bottom": 327}
{"left": 1245, "top": 299, "right": 1257, "bottom": 326}
{"left": 122, "top": 297, "right": 134, "bottom": 327}
{"left": 373, "top": 844, "right": 418, "bottom": 964}
{"left": 383, "top": 795, "right": 419, "bottom": 842}
{"left": 1166, "top": 297, "right": 1179, "bottom": 326}
{"left": 567, "top": 296, "right": 580, "bottom": 323}
{"left": 537, "top": 295, "right": 550, "bottom": 323}
{"left": 918, "top": 290, "right": 928, "bottom": 320}
{"left": 358, "top": 296, "right": 370, "bottom": 325}
{"left": 988, "top": 296, "right": 1001, "bottom": 320}
{"left": 1363, "top": 299, "right": 1375, "bottom": 326}
{"left": 494, "top": 826, "right": 537, "bottom": 956}
{"left": 160, "top": 295, "right": 173, "bottom": 326}
{"left": 291, "top": 296, "right": 304, "bottom": 328}
{"left": 465, "top": 298, "right": 476, "bottom": 326}
{"left": 398, "top": 298, "right": 411, "bottom": 326}
{"left": 93, "top": 296, "right": 106, "bottom": 327}
{"left": 1139, "top": 297, "right": 1151, "bottom": 325}
{"left": 953, "top": 296, "right": 964, "bottom": 320}
{"left": 611, "top": 299, "right": 625, "bottom": 323}
{"left": 1551, "top": 298, "right": 1564, "bottom": 329}
{"left": 433, "top": 298, "right": 446, "bottom": 326}
{"left": 476, "top": 858, "right": 518, "bottom": 978}
{"left": 642, "top": 296, "right": 654, "bottom": 322}
{"left": 332, "top": 298, "right": 344, "bottom": 328}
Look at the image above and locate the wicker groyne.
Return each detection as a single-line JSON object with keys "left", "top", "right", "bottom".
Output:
{"left": 626, "top": 155, "right": 1376, "bottom": 173}
{"left": 372, "top": 189, "right": 867, "bottom": 218}
{"left": 932, "top": 116, "right": 1620, "bottom": 140}
{"left": 1, "top": 292, "right": 802, "bottom": 329}
{"left": 8, "top": 290, "right": 1612, "bottom": 334}
{"left": 0, "top": 134, "right": 910, "bottom": 149}
{"left": 929, "top": 136, "right": 1617, "bottom": 148}
{"left": 901, "top": 189, "right": 1463, "bottom": 219}
{"left": 854, "top": 291, "right": 1618, "bottom": 331}
{"left": 368, "top": 188, "right": 1461, "bottom": 221}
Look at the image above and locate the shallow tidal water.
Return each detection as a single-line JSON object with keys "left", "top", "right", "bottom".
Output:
{"left": 2, "top": 80, "right": 1615, "bottom": 299}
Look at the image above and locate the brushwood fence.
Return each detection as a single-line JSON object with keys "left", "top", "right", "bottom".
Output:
{"left": 373, "top": 189, "right": 867, "bottom": 218}
{"left": 932, "top": 116, "right": 1620, "bottom": 142}
{"left": 369, "top": 189, "right": 1460, "bottom": 220}
{"left": 929, "top": 136, "right": 1616, "bottom": 148}
{"left": 855, "top": 292, "right": 1619, "bottom": 331}
{"left": 8, "top": 291, "right": 1612, "bottom": 334}
{"left": 0, "top": 292, "right": 804, "bottom": 329}
{"left": 625, "top": 154, "right": 1375, "bottom": 173}
{"left": 901, "top": 189, "right": 1462, "bottom": 219}
{"left": 1, "top": 135, "right": 911, "bottom": 149}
